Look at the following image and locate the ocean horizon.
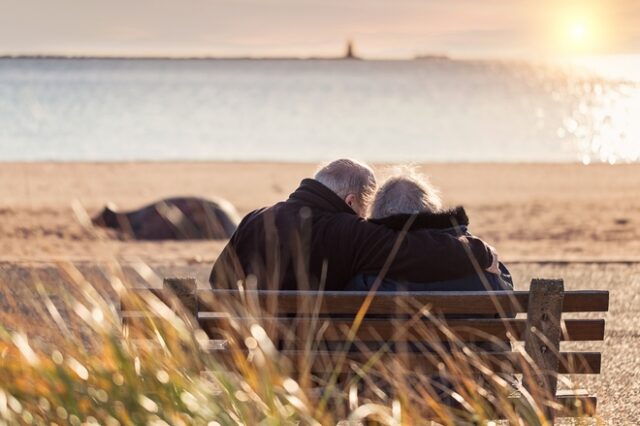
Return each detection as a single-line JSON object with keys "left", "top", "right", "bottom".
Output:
{"left": 1, "top": 57, "right": 638, "bottom": 164}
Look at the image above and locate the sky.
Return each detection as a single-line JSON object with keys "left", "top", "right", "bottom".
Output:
{"left": 1, "top": 0, "right": 639, "bottom": 59}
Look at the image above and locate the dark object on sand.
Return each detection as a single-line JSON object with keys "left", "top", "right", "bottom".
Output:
{"left": 92, "top": 197, "right": 239, "bottom": 240}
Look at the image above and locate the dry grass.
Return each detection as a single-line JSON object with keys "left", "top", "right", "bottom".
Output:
{"left": 0, "top": 259, "right": 606, "bottom": 425}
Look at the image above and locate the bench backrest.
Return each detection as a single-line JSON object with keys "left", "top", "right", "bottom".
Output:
{"left": 121, "top": 277, "right": 608, "bottom": 418}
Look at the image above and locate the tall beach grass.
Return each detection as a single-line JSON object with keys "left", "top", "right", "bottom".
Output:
{"left": 0, "top": 259, "right": 602, "bottom": 425}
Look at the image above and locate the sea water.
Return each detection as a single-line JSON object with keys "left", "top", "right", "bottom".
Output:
{"left": 0, "top": 57, "right": 638, "bottom": 163}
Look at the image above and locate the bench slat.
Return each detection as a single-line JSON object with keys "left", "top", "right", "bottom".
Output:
{"left": 122, "top": 311, "right": 605, "bottom": 341}
{"left": 187, "top": 316, "right": 605, "bottom": 342}
{"left": 505, "top": 390, "right": 597, "bottom": 417}
{"left": 122, "top": 289, "right": 609, "bottom": 315}
{"left": 210, "top": 350, "right": 600, "bottom": 375}
{"left": 196, "top": 290, "right": 609, "bottom": 314}
{"left": 555, "top": 390, "right": 597, "bottom": 416}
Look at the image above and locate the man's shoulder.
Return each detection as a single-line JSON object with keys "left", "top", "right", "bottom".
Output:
{"left": 235, "top": 201, "right": 295, "bottom": 230}
{"left": 229, "top": 207, "right": 271, "bottom": 239}
{"left": 240, "top": 203, "right": 288, "bottom": 221}
{"left": 236, "top": 207, "right": 265, "bottom": 226}
{"left": 243, "top": 206, "right": 270, "bottom": 220}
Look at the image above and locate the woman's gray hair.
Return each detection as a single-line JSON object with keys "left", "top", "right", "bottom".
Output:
{"left": 314, "top": 158, "right": 377, "bottom": 206}
{"left": 371, "top": 167, "right": 442, "bottom": 219}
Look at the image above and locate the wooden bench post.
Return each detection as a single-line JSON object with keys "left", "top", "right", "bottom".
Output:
{"left": 163, "top": 277, "right": 198, "bottom": 318}
{"left": 523, "top": 278, "right": 564, "bottom": 421}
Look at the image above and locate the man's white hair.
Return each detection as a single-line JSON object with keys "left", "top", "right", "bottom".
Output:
{"left": 371, "top": 167, "right": 442, "bottom": 219}
{"left": 314, "top": 158, "right": 377, "bottom": 206}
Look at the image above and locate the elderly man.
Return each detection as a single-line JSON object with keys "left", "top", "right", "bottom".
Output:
{"left": 209, "top": 159, "right": 499, "bottom": 291}
{"left": 348, "top": 168, "right": 512, "bottom": 292}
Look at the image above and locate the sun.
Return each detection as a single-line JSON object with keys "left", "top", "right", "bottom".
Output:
{"left": 559, "top": 14, "right": 603, "bottom": 53}
{"left": 568, "top": 22, "right": 588, "bottom": 44}
{"left": 546, "top": 2, "right": 611, "bottom": 55}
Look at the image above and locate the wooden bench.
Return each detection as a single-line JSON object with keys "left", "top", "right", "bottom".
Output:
{"left": 121, "top": 277, "right": 608, "bottom": 421}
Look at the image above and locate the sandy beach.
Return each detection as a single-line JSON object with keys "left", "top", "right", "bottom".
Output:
{"left": 1, "top": 161, "right": 639, "bottom": 422}
{"left": 2, "top": 161, "right": 640, "bottom": 263}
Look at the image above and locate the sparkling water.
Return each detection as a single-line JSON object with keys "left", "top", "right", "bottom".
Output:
{"left": 0, "top": 58, "right": 638, "bottom": 163}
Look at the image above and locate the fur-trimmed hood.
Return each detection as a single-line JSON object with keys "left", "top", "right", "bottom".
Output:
{"left": 368, "top": 206, "right": 469, "bottom": 231}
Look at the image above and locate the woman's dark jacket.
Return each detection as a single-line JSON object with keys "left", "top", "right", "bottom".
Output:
{"left": 209, "top": 179, "right": 494, "bottom": 291}
{"left": 348, "top": 206, "right": 513, "bottom": 293}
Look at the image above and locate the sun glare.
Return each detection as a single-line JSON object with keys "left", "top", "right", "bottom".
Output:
{"left": 563, "top": 16, "right": 598, "bottom": 52}
{"left": 569, "top": 22, "right": 588, "bottom": 43}
{"left": 548, "top": 2, "right": 610, "bottom": 55}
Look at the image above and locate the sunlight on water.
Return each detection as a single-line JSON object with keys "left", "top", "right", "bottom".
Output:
{"left": 558, "top": 80, "right": 640, "bottom": 164}
{"left": 558, "top": 55, "right": 640, "bottom": 164}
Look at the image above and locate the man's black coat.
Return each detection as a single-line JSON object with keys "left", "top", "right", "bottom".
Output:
{"left": 209, "top": 179, "right": 494, "bottom": 291}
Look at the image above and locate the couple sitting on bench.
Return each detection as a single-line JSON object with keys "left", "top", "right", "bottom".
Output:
{"left": 347, "top": 166, "right": 511, "bottom": 293}
{"left": 209, "top": 158, "right": 511, "bottom": 294}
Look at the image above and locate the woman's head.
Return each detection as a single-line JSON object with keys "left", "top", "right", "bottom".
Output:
{"left": 370, "top": 167, "right": 442, "bottom": 219}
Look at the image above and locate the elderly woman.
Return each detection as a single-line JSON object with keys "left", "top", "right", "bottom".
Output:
{"left": 346, "top": 168, "right": 515, "bottom": 406}
{"left": 348, "top": 167, "right": 512, "bottom": 292}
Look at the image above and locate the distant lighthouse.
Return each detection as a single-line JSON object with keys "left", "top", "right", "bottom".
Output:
{"left": 344, "top": 40, "right": 358, "bottom": 59}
